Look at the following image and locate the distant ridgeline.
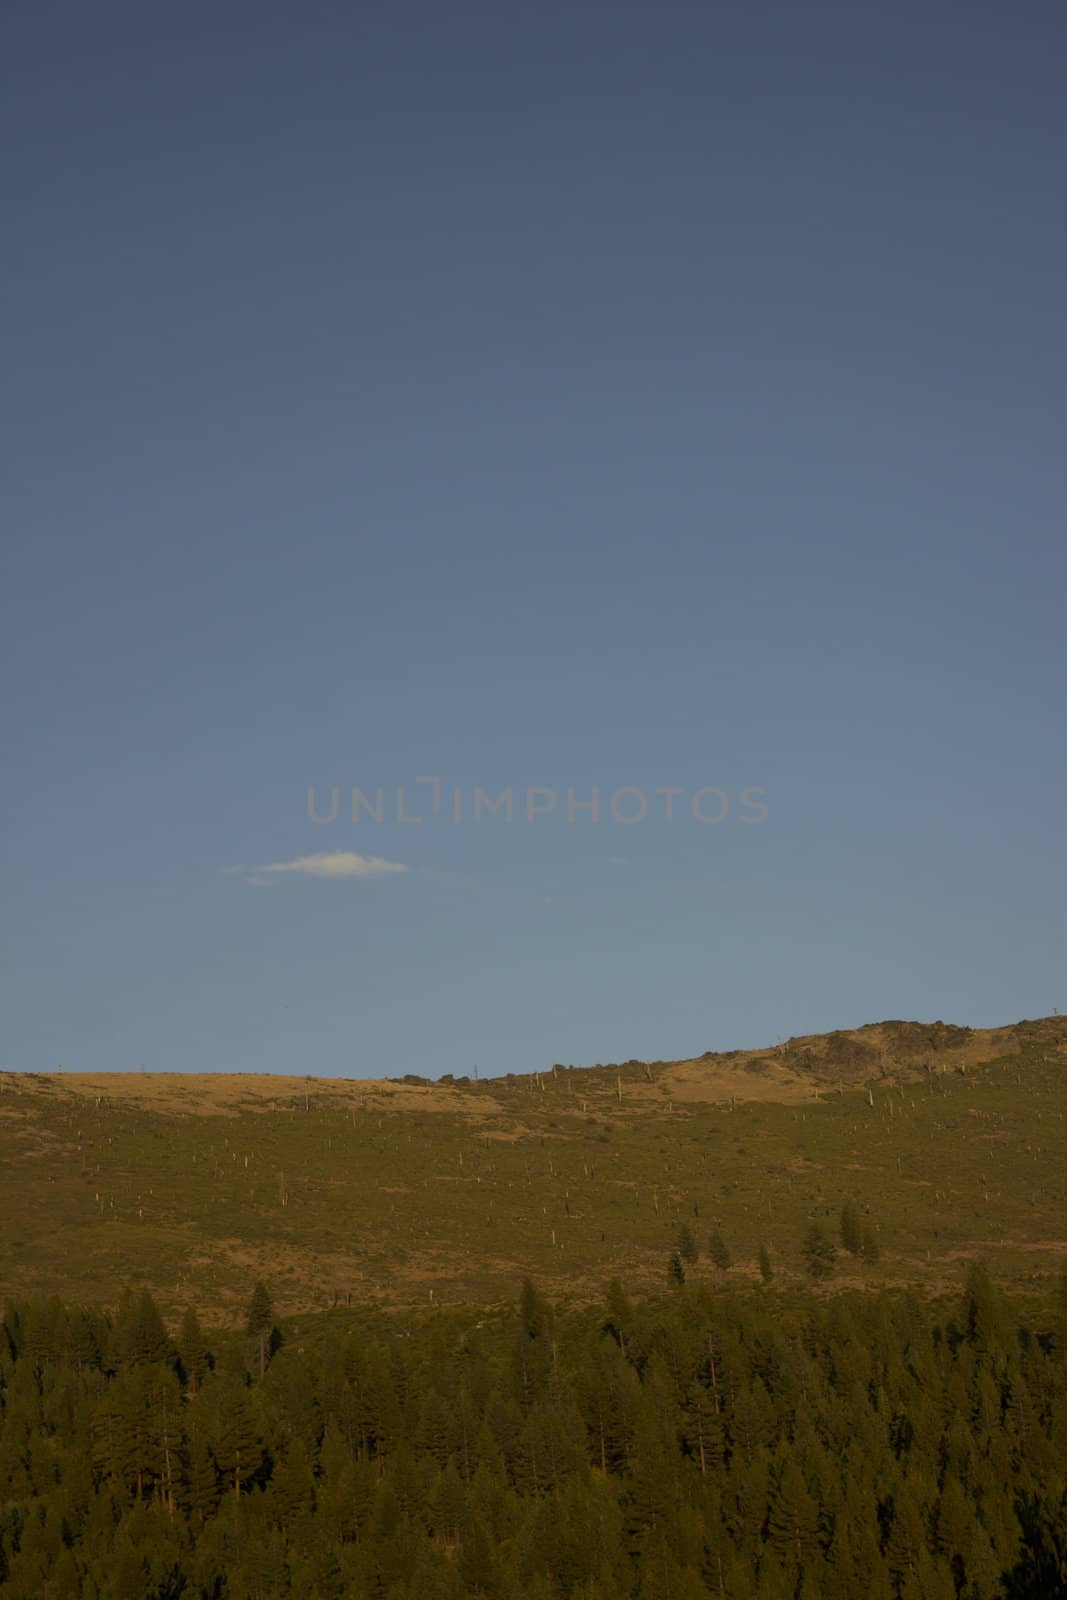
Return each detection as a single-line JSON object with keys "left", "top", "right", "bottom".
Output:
{"left": 1, "top": 1015, "right": 1065, "bottom": 1319}
{"left": 1, "top": 1271, "right": 1067, "bottom": 1599}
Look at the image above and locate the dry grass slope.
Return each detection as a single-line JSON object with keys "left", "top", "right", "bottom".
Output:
{"left": 2, "top": 1015, "right": 1065, "bottom": 1321}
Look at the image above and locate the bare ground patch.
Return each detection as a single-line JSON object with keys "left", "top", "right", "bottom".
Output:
{"left": 4, "top": 1071, "right": 503, "bottom": 1123}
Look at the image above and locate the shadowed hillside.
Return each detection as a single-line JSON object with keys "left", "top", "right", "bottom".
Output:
{"left": 2, "top": 1016, "right": 1065, "bottom": 1319}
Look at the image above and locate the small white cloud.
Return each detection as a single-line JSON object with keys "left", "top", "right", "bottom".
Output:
{"left": 226, "top": 852, "right": 408, "bottom": 885}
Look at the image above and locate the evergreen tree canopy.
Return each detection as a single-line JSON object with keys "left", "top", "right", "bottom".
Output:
{"left": 0, "top": 1272, "right": 1063, "bottom": 1600}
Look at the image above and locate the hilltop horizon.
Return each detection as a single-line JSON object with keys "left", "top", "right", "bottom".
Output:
{"left": 9, "top": 1009, "right": 1063, "bottom": 1087}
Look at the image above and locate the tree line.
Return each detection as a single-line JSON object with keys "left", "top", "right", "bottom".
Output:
{"left": 1, "top": 1267, "right": 1066, "bottom": 1598}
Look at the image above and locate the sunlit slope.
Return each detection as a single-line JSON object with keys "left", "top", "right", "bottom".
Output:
{"left": 1, "top": 1016, "right": 1064, "bottom": 1318}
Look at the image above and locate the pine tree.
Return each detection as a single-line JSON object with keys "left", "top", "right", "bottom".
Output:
{"left": 265, "top": 1437, "right": 316, "bottom": 1546}
{"left": 67, "top": 1308, "right": 102, "bottom": 1372}
{"left": 758, "top": 1246, "right": 774, "bottom": 1284}
{"left": 213, "top": 1381, "right": 263, "bottom": 1498}
{"left": 117, "top": 1290, "right": 172, "bottom": 1367}
{"left": 860, "top": 1224, "right": 881, "bottom": 1264}
{"left": 677, "top": 1225, "right": 699, "bottom": 1265}
{"left": 708, "top": 1233, "right": 731, "bottom": 1272}
{"left": 963, "top": 1260, "right": 999, "bottom": 1354}
{"left": 182, "top": 1430, "right": 218, "bottom": 1524}
{"left": 840, "top": 1203, "right": 863, "bottom": 1256}
{"left": 232, "top": 1529, "right": 289, "bottom": 1600}
{"left": 245, "top": 1281, "right": 274, "bottom": 1378}
{"left": 21, "top": 1295, "right": 65, "bottom": 1372}
{"left": 1002, "top": 1483, "right": 1067, "bottom": 1598}
{"left": 625, "top": 1400, "right": 680, "bottom": 1549}
{"left": 519, "top": 1276, "right": 551, "bottom": 1341}
{"left": 766, "top": 1459, "right": 820, "bottom": 1574}
{"left": 90, "top": 1388, "right": 133, "bottom": 1488}
{"left": 177, "top": 1307, "right": 209, "bottom": 1394}
{"left": 414, "top": 1387, "right": 456, "bottom": 1468}
{"left": 667, "top": 1252, "right": 686, "bottom": 1288}
{"left": 456, "top": 1516, "right": 496, "bottom": 1594}
{"left": 884, "top": 1482, "right": 928, "bottom": 1595}
{"left": 512, "top": 1278, "right": 554, "bottom": 1407}
{"left": 803, "top": 1223, "right": 836, "bottom": 1280}
{"left": 682, "top": 1381, "right": 724, "bottom": 1476}
{"left": 605, "top": 1279, "right": 633, "bottom": 1357}
{"left": 431, "top": 1458, "right": 467, "bottom": 1549}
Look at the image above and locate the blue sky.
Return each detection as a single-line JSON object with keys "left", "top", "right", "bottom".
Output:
{"left": 3, "top": 1, "right": 1064, "bottom": 1078}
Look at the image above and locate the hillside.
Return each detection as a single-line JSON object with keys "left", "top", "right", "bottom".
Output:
{"left": 2, "top": 1015, "right": 1065, "bottom": 1320}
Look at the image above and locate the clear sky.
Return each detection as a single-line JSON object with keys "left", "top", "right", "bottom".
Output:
{"left": 3, "top": 1, "right": 1064, "bottom": 1079}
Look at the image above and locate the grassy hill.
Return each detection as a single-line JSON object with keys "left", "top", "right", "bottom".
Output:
{"left": 2, "top": 1015, "right": 1065, "bottom": 1321}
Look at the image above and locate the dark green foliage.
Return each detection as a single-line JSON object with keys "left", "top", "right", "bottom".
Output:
{"left": 245, "top": 1281, "right": 274, "bottom": 1377}
{"left": 839, "top": 1203, "right": 863, "bottom": 1256}
{"left": 676, "top": 1225, "right": 699, "bottom": 1265}
{"left": 212, "top": 1378, "right": 264, "bottom": 1497}
{"left": 667, "top": 1252, "right": 686, "bottom": 1287}
{"left": 803, "top": 1223, "right": 836, "bottom": 1280}
{"left": 67, "top": 1307, "right": 103, "bottom": 1371}
{"left": 518, "top": 1276, "right": 550, "bottom": 1342}
{"left": 116, "top": 1290, "right": 172, "bottom": 1368}
{"left": 1, "top": 1271, "right": 1065, "bottom": 1598}
{"left": 605, "top": 1279, "right": 634, "bottom": 1356}
{"left": 1001, "top": 1485, "right": 1067, "bottom": 1597}
{"left": 963, "top": 1259, "right": 1001, "bottom": 1353}
{"left": 177, "top": 1307, "right": 209, "bottom": 1394}
{"left": 246, "top": 1281, "right": 273, "bottom": 1338}
{"left": 513, "top": 1277, "right": 554, "bottom": 1406}
{"left": 708, "top": 1232, "right": 731, "bottom": 1272}
{"left": 182, "top": 1429, "right": 218, "bottom": 1523}
{"left": 758, "top": 1246, "right": 774, "bottom": 1283}
{"left": 767, "top": 1457, "right": 820, "bottom": 1573}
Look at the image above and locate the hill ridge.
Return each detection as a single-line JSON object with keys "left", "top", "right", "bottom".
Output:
{"left": 2, "top": 1014, "right": 1064, "bottom": 1317}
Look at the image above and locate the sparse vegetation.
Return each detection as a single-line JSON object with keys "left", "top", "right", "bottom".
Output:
{"left": 0, "top": 1015, "right": 1064, "bottom": 1318}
